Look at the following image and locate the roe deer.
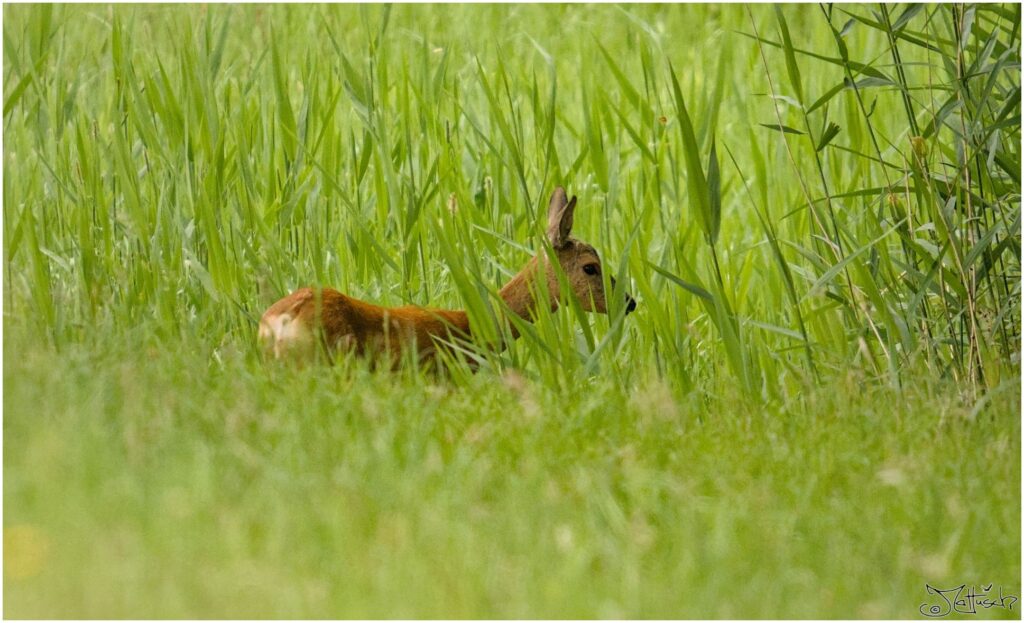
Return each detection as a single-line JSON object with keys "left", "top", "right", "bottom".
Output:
{"left": 258, "top": 188, "right": 636, "bottom": 365}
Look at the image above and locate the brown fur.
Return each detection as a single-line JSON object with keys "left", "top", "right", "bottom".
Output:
{"left": 258, "top": 188, "right": 636, "bottom": 365}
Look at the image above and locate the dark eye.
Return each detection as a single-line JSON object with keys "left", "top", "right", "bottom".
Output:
{"left": 582, "top": 264, "right": 599, "bottom": 276}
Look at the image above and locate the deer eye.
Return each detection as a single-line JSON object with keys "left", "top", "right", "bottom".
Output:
{"left": 582, "top": 264, "right": 599, "bottom": 276}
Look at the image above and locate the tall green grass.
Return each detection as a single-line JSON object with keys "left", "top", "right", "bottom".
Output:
{"left": 3, "top": 4, "right": 1018, "bottom": 395}
{"left": 3, "top": 4, "right": 1020, "bottom": 617}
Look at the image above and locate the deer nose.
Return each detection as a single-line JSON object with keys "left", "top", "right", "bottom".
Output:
{"left": 611, "top": 277, "right": 637, "bottom": 313}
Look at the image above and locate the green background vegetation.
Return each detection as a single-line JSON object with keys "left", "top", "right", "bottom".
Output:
{"left": 4, "top": 3, "right": 1020, "bottom": 617}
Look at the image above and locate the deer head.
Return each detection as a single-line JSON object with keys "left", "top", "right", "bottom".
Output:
{"left": 501, "top": 188, "right": 637, "bottom": 318}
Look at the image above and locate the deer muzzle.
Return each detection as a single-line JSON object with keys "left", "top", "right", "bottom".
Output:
{"left": 610, "top": 276, "right": 638, "bottom": 314}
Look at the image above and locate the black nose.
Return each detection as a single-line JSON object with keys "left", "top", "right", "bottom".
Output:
{"left": 626, "top": 296, "right": 637, "bottom": 314}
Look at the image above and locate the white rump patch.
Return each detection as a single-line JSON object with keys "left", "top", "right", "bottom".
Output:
{"left": 259, "top": 313, "right": 315, "bottom": 360}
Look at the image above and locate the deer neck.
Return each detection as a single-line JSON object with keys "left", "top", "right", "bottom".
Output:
{"left": 497, "top": 257, "right": 557, "bottom": 334}
{"left": 441, "top": 258, "right": 555, "bottom": 346}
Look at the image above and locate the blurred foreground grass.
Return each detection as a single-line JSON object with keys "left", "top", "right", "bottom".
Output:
{"left": 4, "top": 328, "right": 1020, "bottom": 618}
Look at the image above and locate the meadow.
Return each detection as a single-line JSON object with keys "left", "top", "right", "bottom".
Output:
{"left": 3, "top": 3, "right": 1021, "bottom": 618}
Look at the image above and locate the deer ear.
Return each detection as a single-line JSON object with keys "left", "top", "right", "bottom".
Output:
{"left": 546, "top": 188, "right": 577, "bottom": 248}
